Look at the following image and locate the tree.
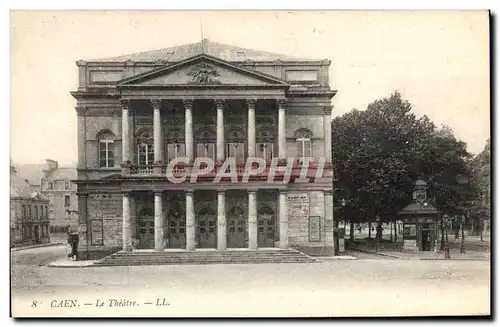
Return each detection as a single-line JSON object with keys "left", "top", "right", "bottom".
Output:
{"left": 332, "top": 91, "right": 478, "bottom": 228}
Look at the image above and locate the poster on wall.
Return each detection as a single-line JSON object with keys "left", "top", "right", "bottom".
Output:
{"left": 91, "top": 219, "right": 103, "bottom": 245}
{"left": 309, "top": 216, "right": 321, "bottom": 242}
{"left": 404, "top": 239, "right": 418, "bottom": 251}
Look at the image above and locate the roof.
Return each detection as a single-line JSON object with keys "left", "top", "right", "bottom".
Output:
{"left": 44, "top": 167, "right": 77, "bottom": 181}
{"left": 88, "top": 38, "right": 319, "bottom": 63}
{"left": 398, "top": 201, "right": 439, "bottom": 216}
{"left": 10, "top": 173, "right": 47, "bottom": 201}
{"left": 13, "top": 163, "right": 45, "bottom": 186}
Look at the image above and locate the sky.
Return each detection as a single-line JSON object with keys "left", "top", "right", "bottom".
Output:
{"left": 10, "top": 10, "right": 490, "bottom": 165}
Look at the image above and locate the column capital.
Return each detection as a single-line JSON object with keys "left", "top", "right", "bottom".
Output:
{"left": 183, "top": 99, "right": 194, "bottom": 109}
{"left": 120, "top": 99, "right": 130, "bottom": 110}
{"left": 279, "top": 190, "right": 288, "bottom": 196}
{"left": 217, "top": 191, "right": 226, "bottom": 195}
{"left": 246, "top": 99, "right": 257, "bottom": 108}
{"left": 121, "top": 190, "right": 132, "bottom": 196}
{"left": 248, "top": 190, "right": 257, "bottom": 196}
{"left": 324, "top": 189, "right": 334, "bottom": 195}
{"left": 323, "top": 105, "right": 333, "bottom": 115}
{"left": 154, "top": 191, "right": 163, "bottom": 197}
{"left": 186, "top": 189, "right": 195, "bottom": 196}
{"left": 277, "top": 98, "right": 288, "bottom": 108}
{"left": 215, "top": 99, "right": 225, "bottom": 109}
{"left": 151, "top": 99, "right": 162, "bottom": 109}
{"left": 75, "top": 106, "right": 87, "bottom": 116}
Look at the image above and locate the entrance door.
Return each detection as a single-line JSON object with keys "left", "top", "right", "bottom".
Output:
{"left": 197, "top": 207, "right": 217, "bottom": 248}
{"left": 137, "top": 208, "right": 154, "bottom": 249}
{"left": 421, "top": 230, "right": 430, "bottom": 251}
{"left": 258, "top": 207, "right": 275, "bottom": 248}
{"left": 34, "top": 226, "right": 40, "bottom": 243}
{"left": 168, "top": 208, "right": 186, "bottom": 249}
{"left": 227, "top": 206, "right": 246, "bottom": 248}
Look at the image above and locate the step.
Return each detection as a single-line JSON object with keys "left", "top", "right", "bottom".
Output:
{"left": 95, "top": 249, "right": 317, "bottom": 266}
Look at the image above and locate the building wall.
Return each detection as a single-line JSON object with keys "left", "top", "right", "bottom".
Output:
{"left": 10, "top": 197, "right": 51, "bottom": 247}
{"left": 41, "top": 177, "right": 78, "bottom": 229}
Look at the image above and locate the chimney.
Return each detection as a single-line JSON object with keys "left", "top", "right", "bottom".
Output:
{"left": 45, "top": 159, "right": 58, "bottom": 171}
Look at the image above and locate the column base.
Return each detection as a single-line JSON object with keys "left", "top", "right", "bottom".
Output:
{"left": 152, "top": 162, "right": 164, "bottom": 175}
{"left": 121, "top": 161, "right": 132, "bottom": 175}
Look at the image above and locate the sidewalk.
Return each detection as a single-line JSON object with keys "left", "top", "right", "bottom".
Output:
{"left": 353, "top": 247, "right": 490, "bottom": 260}
{"left": 10, "top": 242, "right": 64, "bottom": 252}
{"left": 47, "top": 258, "right": 98, "bottom": 268}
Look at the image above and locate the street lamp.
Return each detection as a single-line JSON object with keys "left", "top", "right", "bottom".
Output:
{"left": 375, "top": 215, "right": 381, "bottom": 252}
{"left": 460, "top": 214, "right": 466, "bottom": 254}
{"left": 443, "top": 215, "right": 451, "bottom": 259}
{"left": 334, "top": 198, "right": 346, "bottom": 256}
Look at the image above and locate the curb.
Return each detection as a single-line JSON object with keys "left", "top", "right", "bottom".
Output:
{"left": 46, "top": 260, "right": 98, "bottom": 268}
{"left": 350, "top": 247, "right": 403, "bottom": 259}
{"left": 10, "top": 242, "right": 64, "bottom": 253}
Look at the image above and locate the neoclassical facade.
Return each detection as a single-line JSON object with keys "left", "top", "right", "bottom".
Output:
{"left": 72, "top": 39, "right": 337, "bottom": 259}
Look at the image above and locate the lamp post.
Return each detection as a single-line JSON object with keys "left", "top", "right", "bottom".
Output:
{"left": 440, "top": 214, "right": 446, "bottom": 251}
{"left": 375, "top": 215, "right": 381, "bottom": 252}
{"left": 334, "top": 198, "right": 346, "bottom": 256}
{"left": 460, "top": 214, "right": 466, "bottom": 254}
{"left": 443, "top": 215, "right": 451, "bottom": 259}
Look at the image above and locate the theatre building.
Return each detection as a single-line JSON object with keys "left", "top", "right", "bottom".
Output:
{"left": 72, "top": 39, "right": 337, "bottom": 259}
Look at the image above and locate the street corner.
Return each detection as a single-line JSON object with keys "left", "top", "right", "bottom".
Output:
{"left": 46, "top": 259, "right": 98, "bottom": 268}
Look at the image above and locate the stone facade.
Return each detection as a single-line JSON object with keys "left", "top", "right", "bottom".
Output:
{"left": 40, "top": 159, "right": 78, "bottom": 231}
{"left": 10, "top": 166, "right": 51, "bottom": 247}
{"left": 72, "top": 39, "right": 337, "bottom": 259}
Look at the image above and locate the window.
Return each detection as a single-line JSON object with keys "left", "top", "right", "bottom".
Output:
{"left": 64, "top": 181, "right": 71, "bottom": 190}
{"left": 227, "top": 143, "right": 245, "bottom": 164}
{"left": 196, "top": 129, "right": 216, "bottom": 160}
{"left": 35, "top": 206, "right": 38, "bottom": 219}
{"left": 98, "top": 131, "right": 115, "bottom": 168}
{"left": 28, "top": 205, "right": 32, "bottom": 218}
{"left": 22, "top": 205, "right": 26, "bottom": 218}
{"left": 48, "top": 182, "right": 54, "bottom": 190}
{"left": 295, "top": 129, "right": 312, "bottom": 159}
{"left": 167, "top": 143, "right": 186, "bottom": 162}
{"left": 257, "top": 143, "right": 274, "bottom": 162}
{"left": 226, "top": 129, "right": 245, "bottom": 164}
{"left": 64, "top": 195, "right": 70, "bottom": 208}
{"left": 136, "top": 130, "right": 154, "bottom": 166}
{"left": 256, "top": 128, "right": 275, "bottom": 162}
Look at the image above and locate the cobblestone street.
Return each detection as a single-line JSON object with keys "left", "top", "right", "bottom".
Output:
{"left": 11, "top": 245, "right": 490, "bottom": 317}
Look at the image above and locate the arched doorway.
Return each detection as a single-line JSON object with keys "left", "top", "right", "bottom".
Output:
{"left": 137, "top": 207, "right": 154, "bottom": 249}
{"left": 168, "top": 207, "right": 186, "bottom": 249}
{"left": 258, "top": 206, "right": 276, "bottom": 248}
{"left": 197, "top": 207, "right": 217, "bottom": 248}
{"left": 227, "top": 206, "right": 247, "bottom": 248}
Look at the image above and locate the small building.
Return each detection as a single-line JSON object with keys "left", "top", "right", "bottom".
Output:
{"left": 398, "top": 180, "right": 439, "bottom": 252}
{"left": 39, "top": 159, "right": 78, "bottom": 233}
{"left": 10, "top": 165, "right": 51, "bottom": 247}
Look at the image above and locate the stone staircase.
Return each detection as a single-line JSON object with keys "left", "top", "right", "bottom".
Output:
{"left": 94, "top": 248, "right": 318, "bottom": 266}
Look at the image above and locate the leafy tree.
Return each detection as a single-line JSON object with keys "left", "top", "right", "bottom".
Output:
{"left": 332, "top": 91, "right": 478, "bottom": 226}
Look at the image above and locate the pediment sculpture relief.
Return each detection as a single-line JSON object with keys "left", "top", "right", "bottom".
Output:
{"left": 187, "top": 63, "right": 221, "bottom": 84}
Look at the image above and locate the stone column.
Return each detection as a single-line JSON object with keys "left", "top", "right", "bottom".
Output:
{"left": 154, "top": 192, "right": 164, "bottom": 251}
{"left": 184, "top": 100, "right": 194, "bottom": 164}
{"left": 323, "top": 106, "right": 333, "bottom": 163}
{"left": 247, "top": 99, "right": 257, "bottom": 158}
{"left": 217, "top": 191, "right": 227, "bottom": 250}
{"left": 185, "top": 190, "right": 196, "bottom": 251}
{"left": 278, "top": 99, "right": 287, "bottom": 164}
{"left": 76, "top": 107, "right": 86, "bottom": 169}
{"left": 216, "top": 100, "right": 225, "bottom": 165}
{"left": 152, "top": 100, "right": 163, "bottom": 175}
{"left": 248, "top": 191, "right": 258, "bottom": 249}
{"left": 121, "top": 100, "right": 131, "bottom": 175}
{"left": 279, "top": 191, "right": 289, "bottom": 249}
{"left": 122, "top": 193, "right": 132, "bottom": 251}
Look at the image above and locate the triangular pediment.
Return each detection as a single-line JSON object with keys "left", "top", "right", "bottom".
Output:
{"left": 118, "top": 54, "right": 288, "bottom": 87}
